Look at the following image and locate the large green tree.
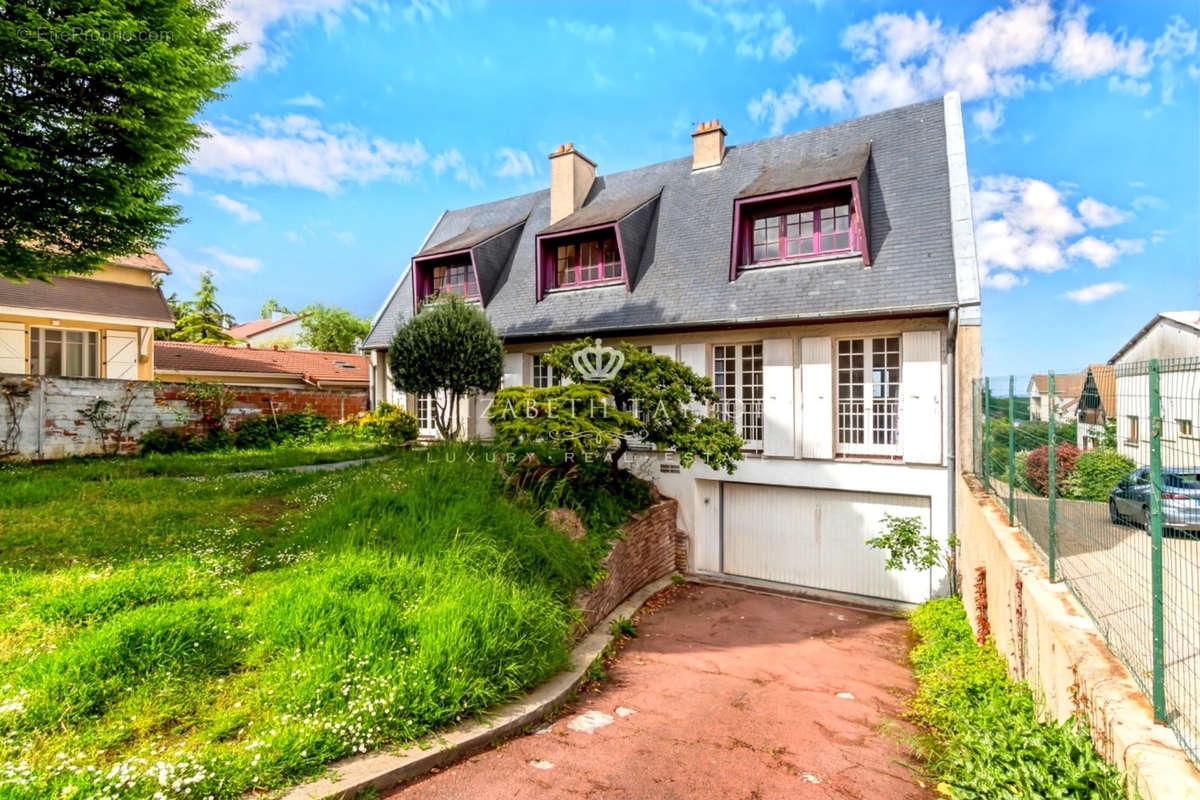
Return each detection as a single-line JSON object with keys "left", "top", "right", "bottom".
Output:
{"left": 171, "top": 270, "right": 233, "bottom": 343}
{"left": 0, "top": 1, "right": 238, "bottom": 281}
{"left": 389, "top": 295, "right": 503, "bottom": 439}
{"left": 298, "top": 303, "right": 370, "bottom": 353}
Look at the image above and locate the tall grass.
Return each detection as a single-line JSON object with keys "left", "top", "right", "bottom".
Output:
{"left": 0, "top": 445, "right": 642, "bottom": 799}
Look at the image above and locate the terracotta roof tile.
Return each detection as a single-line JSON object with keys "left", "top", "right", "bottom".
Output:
{"left": 154, "top": 341, "right": 368, "bottom": 386}
{"left": 108, "top": 251, "right": 170, "bottom": 273}
{"left": 227, "top": 314, "right": 301, "bottom": 339}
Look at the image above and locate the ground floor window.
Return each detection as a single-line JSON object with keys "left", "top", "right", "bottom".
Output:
{"left": 712, "top": 342, "right": 763, "bottom": 449}
{"left": 416, "top": 394, "right": 437, "bottom": 435}
{"left": 30, "top": 327, "right": 99, "bottom": 377}
{"left": 836, "top": 336, "right": 900, "bottom": 456}
{"left": 531, "top": 354, "right": 558, "bottom": 388}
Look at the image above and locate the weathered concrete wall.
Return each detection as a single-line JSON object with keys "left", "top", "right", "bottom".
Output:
{"left": 957, "top": 473, "right": 1200, "bottom": 800}
{"left": 0, "top": 374, "right": 368, "bottom": 461}
{"left": 573, "top": 499, "right": 678, "bottom": 634}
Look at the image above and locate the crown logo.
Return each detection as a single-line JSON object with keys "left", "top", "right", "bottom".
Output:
{"left": 572, "top": 339, "right": 624, "bottom": 382}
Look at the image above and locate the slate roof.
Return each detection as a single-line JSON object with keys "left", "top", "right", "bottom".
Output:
{"left": 364, "top": 97, "right": 959, "bottom": 348}
{"left": 155, "top": 341, "right": 368, "bottom": 386}
{"left": 0, "top": 275, "right": 175, "bottom": 324}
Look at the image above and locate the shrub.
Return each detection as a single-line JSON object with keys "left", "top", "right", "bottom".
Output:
{"left": 138, "top": 426, "right": 194, "bottom": 455}
{"left": 1067, "top": 448, "right": 1135, "bottom": 501}
{"left": 1023, "top": 442, "right": 1080, "bottom": 497}
{"left": 909, "top": 598, "right": 1123, "bottom": 798}
{"left": 233, "top": 410, "right": 330, "bottom": 449}
{"left": 356, "top": 402, "right": 418, "bottom": 444}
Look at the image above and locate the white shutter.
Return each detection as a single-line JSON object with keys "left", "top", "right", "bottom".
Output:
{"left": 901, "top": 330, "right": 942, "bottom": 464}
{"left": 501, "top": 352, "right": 524, "bottom": 388}
{"left": 678, "top": 343, "right": 707, "bottom": 414}
{"left": 762, "top": 338, "right": 795, "bottom": 457}
{"left": 105, "top": 330, "right": 138, "bottom": 380}
{"left": 800, "top": 337, "right": 833, "bottom": 460}
{"left": 651, "top": 344, "right": 675, "bottom": 359}
{"left": 0, "top": 323, "right": 25, "bottom": 374}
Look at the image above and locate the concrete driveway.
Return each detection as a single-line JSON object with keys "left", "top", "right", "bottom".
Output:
{"left": 386, "top": 584, "right": 932, "bottom": 800}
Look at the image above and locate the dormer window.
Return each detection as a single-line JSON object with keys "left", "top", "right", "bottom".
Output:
{"left": 432, "top": 261, "right": 477, "bottom": 298}
{"left": 752, "top": 203, "right": 852, "bottom": 263}
{"left": 538, "top": 228, "right": 625, "bottom": 293}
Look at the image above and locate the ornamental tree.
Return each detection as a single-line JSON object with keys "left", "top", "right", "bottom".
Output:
{"left": 541, "top": 338, "right": 743, "bottom": 480}
{"left": 388, "top": 294, "right": 503, "bottom": 439}
{"left": 0, "top": 1, "right": 238, "bottom": 280}
{"left": 171, "top": 271, "right": 234, "bottom": 343}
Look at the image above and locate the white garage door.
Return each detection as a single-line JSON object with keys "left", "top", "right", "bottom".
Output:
{"left": 721, "top": 483, "right": 932, "bottom": 604}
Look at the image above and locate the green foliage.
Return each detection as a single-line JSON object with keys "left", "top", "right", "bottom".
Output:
{"left": 866, "top": 513, "right": 941, "bottom": 572}
{"left": 909, "top": 599, "right": 1124, "bottom": 799}
{"left": 355, "top": 402, "right": 418, "bottom": 444}
{"left": 232, "top": 411, "right": 331, "bottom": 450}
{"left": 389, "top": 295, "right": 503, "bottom": 439}
{"left": 542, "top": 338, "right": 743, "bottom": 477}
{"left": 1066, "top": 448, "right": 1136, "bottom": 501}
{"left": 77, "top": 384, "right": 138, "bottom": 455}
{"left": 0, "top": 446, "right": 635, "bottom": 798}
{"left": 297, "top": 303, "right": 370, "bottom": 353}
{"left": 0, "top": 1, "right": 238, "bottom": 281}
{"left": 172, "top": 272, "right": 236, "bottom": 343}
{"left": 178, "top": 378, "right": 238, "bottom": 431}
{"left": 260, "top": 298, "right": 291, "bottom": 319}
{"left": 490, "top": 384, "right": 641, "bottom": 462}
{"left": 610, "top": 616, "right": 638, "bottom": 638}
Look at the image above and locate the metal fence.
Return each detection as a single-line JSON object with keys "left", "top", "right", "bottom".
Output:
{"left": 971, "top": 357, "right": 1200, "bottom": 767}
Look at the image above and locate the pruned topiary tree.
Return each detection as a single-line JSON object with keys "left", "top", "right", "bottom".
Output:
{"left": 388, "top": 294, "right": 503, "bottom": 439}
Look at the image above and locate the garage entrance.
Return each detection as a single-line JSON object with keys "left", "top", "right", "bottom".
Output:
{"left": 720, "top": 482, "right": 932, "bottom": 604}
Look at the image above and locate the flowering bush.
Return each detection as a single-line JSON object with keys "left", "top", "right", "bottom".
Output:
{"left": 355, "top": 402, "right": 418, "bottom": 444}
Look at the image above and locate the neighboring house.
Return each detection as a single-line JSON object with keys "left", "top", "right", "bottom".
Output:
{"left": 1110, "top": 311, "right": 1200, "bottom": 468}
{"left": 1027, "top": 372, "right": 1084, "bottom": 424}
{"left": 155, "top": 341, "right": 367, "bottom": 390}
{"left": 1076, "top": 364, "right": 1116, "bottom": 449}
{"left": 226, "top": 312, "right": 306, "bottom": 349}
{"left": 0, "top": 252, "right": 175, "bottom": 380}
{"left": 363, "top": 94, "right": 983, "bottom": 606}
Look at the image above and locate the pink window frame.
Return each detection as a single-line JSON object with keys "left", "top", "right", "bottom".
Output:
{"left": 411, "top": 248, "right": 482, "bottom": 305}
{"left": 535, "top": 223, "right": 629, "bottom": 300}
{"left": 729, "top": 179, "right": 870, "bottom": 280}
{"left": 750, "top": 203, "right": 852, "bottom": 264}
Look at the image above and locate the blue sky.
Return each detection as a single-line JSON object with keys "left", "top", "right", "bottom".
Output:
{"left": 163, "top": 0, "right": 1199, "bottom": 376}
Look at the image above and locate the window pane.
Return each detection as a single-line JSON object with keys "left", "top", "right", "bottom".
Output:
{"left": 43, "top": 329, "right": 63, "bottom": 377}
{"left": 712, "top": 345, "right": 737, "bottom": 423}
{"left": 87, "top": 332, "right": 99, "bottom": 377}
{"left": 785, "top": 214, "right": 799, "bottom": 238}
{"left": 741, "top": 343, "right": 763, "bottom": 445}
{"left": 556, "top": 244, "right": 576, "bottom": 285}
{"left": 870, "top": 337, "right": 900, "bottom": 446}
{"left": 799, "top": 238, "right": 814, "bottom": 254}
{"left": 30, "top": 328, "right": 40, "bottom": 375}
{"left": 800, "top": 211, "right": 814, "bottom": 235}
{"left": 785, "top": 239, "right": 800, "bottom": 256}
{"left": 834, "top": 205, "right": 850, "bottom": 230}
{"left": 820, "top": 207, "right": 835, "bottom": 233}
{"left": 580, "top": 240, "right": 601, "bottom": 282}
{"left": 602, "top": 238, "right": 621, "bottom": 278}
{"left": 65, "top": 331, "right": 83, "bottom": 376}
{"left": 832, "top": 232, "right": 850, "bottom": 250}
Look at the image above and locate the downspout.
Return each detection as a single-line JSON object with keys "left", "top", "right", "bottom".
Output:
{"left": 945, "top": 307, "right": 958, "bottom": 597}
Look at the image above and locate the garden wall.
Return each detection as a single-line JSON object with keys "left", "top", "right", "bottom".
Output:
{"left": 0, "top": 373, "right": 368, "bottom": 461}
{"left": 573, "top": 498, "right": 678, "bottom": 634}
{"left": 956, "top": 473, "right": 1200, "bottom": 800}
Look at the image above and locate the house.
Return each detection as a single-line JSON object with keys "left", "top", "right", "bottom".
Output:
{"left": 226, "top": 312, "right": 306, "bottom": 349}
{"left": 154, "top": 341, "right": 370, "bottom": 420}
{"left": 0, "top": 252, "right": 175, "bottom": 380}
{"left": 1110, "top": 311, "right": 1200, "bottom": 468}
{"left": 1076, "top": 364, "right": 1116, "bottom": 449}
{"left": 1027, "top": 372, "right": 1084, "bottom": 424}
{"left": 363, "top": 94, "right": 983, "bottom": 606}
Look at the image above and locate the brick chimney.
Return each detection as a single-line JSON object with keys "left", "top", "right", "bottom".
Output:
{"left": 691, "top": 119, "right": 726, "bottom": 170}
{"left": 548, "top": 142, "right": 596, "bottom": 224}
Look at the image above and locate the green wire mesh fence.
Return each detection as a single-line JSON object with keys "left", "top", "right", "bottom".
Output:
{"left": 971, "top": 357, "right": 1200, "bottom": 767}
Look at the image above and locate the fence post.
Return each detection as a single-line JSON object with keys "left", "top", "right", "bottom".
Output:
{"left": 983, "top": 378, "right": 991, "bottom": 488}
{"left": 1008, "top": 375, "right": 1016, "bottom": 526}
{"left": 1048, "top": 370, "right": 1057, "bottom": 581}
{"left": 1149, "top": 358, "right": 1166, "bottom": 722}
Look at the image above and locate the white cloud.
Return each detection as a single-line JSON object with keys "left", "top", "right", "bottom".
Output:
{"left": 688, "top": 3, "right": 799, "bottom": 62}
{"left": 158, "top": 247, "right": 214, "bottom": 287}
{"left": 284, "top": 92, "right": 324, "bottom": 108}
{"left": 431, "top": 148, "right": 482, "bottom": 189}
{"left": 189, "top": 115, "right": 429, "bottom": 193}
{"left": 1151, "top": 229, "right": 1171, "bottom": 245}
{"left": 971, "top": 175, "right": 1146, "bottom": 288}
{"left": 173, "top": 175, "right": 194, "bottom": 196}
{"left": 1076, "top": 197, "right": 1129, "bottom": 227}
{"left": 203, "top": 246, "right": 263, "bottom": 273}
{"left": 770, "top": 25, "right": 798, "bottom": 60}
{"left": 1132, "top": 194, "right": 1167, "bottom": 211}
{"left": 549, "top": 19, "right": 614, "bottom": 44}
{"left": 747, "top": 1, "right": 1194, "bottom": 134}
{"left": 1066, "top": 236, "right": 1144, "bottom": 268}
{"left": 495, "top": 148, "right": 535, "bottom": 179}
{"left": 972, "top": 101, "right": 1005, "bottom": 136}
{"left": 1064, "top": 281, "right": 1128, "bottom": 304}
{"left": 210, "top": 193, "right": 262, "bottom": 223}
{"left": 653, "top": 23, "right": 709, "bottom": 53}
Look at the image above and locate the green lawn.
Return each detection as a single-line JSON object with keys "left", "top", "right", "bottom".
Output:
{"left": 0, "top": 445, "right": 632, "bottom": 799}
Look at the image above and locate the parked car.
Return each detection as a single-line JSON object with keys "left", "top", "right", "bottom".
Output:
{"left": 1109, "top": 467, "right": 1200, "bottom": 534}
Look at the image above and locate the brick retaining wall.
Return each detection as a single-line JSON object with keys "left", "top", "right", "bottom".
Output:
{"left": 573, "top": 498, "right": 678, "bottom": 633}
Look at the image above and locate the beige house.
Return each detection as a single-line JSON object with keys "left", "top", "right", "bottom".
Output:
{"left": 363, "top": 94, "right": 984, "bottom": 607}
{"left": 0, "top": 253, "right": 175, "bottom": 380}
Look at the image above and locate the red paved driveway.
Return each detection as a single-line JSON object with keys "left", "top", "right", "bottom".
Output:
{"left": 388, "top": 584, "right": 932, "bottom": 800}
